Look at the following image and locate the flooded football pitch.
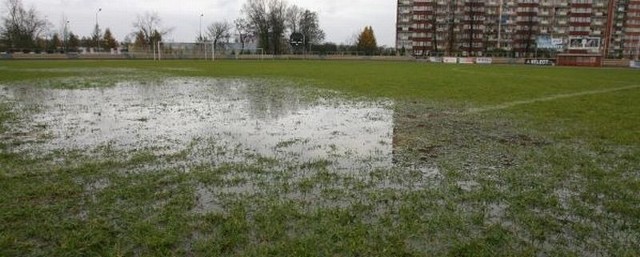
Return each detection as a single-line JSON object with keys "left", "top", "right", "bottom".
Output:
{"left": 1, "top": 71, "right": 637, "bottom": 256}
{"left": 1, "top": 78, "right": 398, "bottom": 172}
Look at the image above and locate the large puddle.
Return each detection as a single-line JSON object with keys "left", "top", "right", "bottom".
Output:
{"left": 1, "top": 78, "right": 395, "bottom": 171}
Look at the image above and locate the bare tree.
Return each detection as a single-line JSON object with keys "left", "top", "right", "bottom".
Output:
{"left": 286, "top": 4, "right": 303, "bottom": 33}
{"left": 242, "top": 0, "right": 269, "bottom": 52}
{"left": 131, "top": 12, "right": 171, "bottom": 46}
{"left": 1, "top": 0, "right": 48, "bottom": 49}
{"left": 283, "top": 5, "right": 324, "bottom": 53}
{"left": 299, "top": 10, "right": 324, "bottom": 49}
{"left": 346, "top": 32, "right": 358, "bottom": 45}
{"left": 207, "top": 21, "right": 232, "bottom": 51}
{"left": 234, "top": 18, "right": 252, "bottom": 54}
{"left": 267, "top": 0, "right": 287, "bottom": 55}
{"left": 242, "top": 0, "right": 288, "bottom": 55}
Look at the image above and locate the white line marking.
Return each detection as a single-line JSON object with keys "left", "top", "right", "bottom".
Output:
{"left": 466, "top": 85, "right": 640, "bottom": 114}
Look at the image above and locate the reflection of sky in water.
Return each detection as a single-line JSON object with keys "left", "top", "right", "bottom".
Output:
{"left": 1, "top": 79, "right": 395, "bottom": 171}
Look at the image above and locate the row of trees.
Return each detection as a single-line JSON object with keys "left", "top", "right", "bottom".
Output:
{"left": 36, "top": 29, "right": 118, "bottom": 53}
{"left": 1, "top": 0, "right": 47, "bottom": 50}
{"left": 237, "top": 0, "right": 325, "bottom": 55}
{"left": 1, "top": 0, "right": 382, "bottom": 55}
{"left": 238, "top": 0, "right": 379, "bottom": 55}
{"left": 0, "top": 0, "right": 118, "bottom": 52}
{"left": 118, "top": 0, "right": 379, "bottom": 56}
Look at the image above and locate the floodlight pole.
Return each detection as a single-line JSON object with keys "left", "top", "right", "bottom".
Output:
{"left": 44, "top": 15, "right": 49, "bottom": 52}
{"left": 96, "top": 8, "right": 102, "bottom": 52}
{"left": 95, "top": 8, "right": 102, "bottom": 27}
{"left": 199, "top": 14, "right": 204, "bottom": 42}
{"left": 64, "top": 20, "right": 69, "bottom": 53}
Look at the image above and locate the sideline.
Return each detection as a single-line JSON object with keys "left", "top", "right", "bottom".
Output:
{"left": 465, "top": 85, "right": 640, "bottom": 114}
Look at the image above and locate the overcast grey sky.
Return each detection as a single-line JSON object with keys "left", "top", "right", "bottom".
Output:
{"left": 21, "top": 0, "right": 396, "bottom": 46}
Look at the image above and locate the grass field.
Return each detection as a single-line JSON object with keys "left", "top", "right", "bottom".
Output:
{"left": 0, "top": 60, "right": 639, "bottom": 256}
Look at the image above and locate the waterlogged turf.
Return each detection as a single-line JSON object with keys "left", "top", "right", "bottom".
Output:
{"left": 1, "top": 78, "right": 394, "bottom": 172}
{"left": 0, "top": 60, "right": 638, "bottom": 256}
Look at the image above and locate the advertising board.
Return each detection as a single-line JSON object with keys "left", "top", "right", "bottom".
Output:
{"left": 568, "top": 37, "right": 601, "bottom": 50}
{"left": 525, "top": 59, "right": 556, "bottom": 66}
{"left": 429, "top": 57, "right": 443, "bottom": 63}
{"left": 536, "top": 35, "right": 565, "bottom": 49}
{"left": 631, "top": 61, "right": 640, "bottom": 69}
{"left": 458, "top": 58, "right": 474, "bottom": 64}
{"left": 443, "top": 57, "right": 458, "bottom": 64}
{"left": 475, "top": 57, "right": 493, "bottom": 64}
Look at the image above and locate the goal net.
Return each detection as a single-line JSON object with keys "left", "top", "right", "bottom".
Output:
{"left": 126, "top": 42, "right": 264, "bottom": 60}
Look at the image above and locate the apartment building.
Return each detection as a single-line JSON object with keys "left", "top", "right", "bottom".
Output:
{"left": 625, "top": 0, "right": 640, "bottom": 58}
{"left": 396, "top": 0, "right": 414, "bottom": 53}
{"left": 398, "top": 0, "right": 640, "bottom": 58}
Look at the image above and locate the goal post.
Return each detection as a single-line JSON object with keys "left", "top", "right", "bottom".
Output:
{"left": 130, "top": 41, "right": 266, "bottom": 60}
{"left": 152, "top": 42, "right": 212, "bottom": 60}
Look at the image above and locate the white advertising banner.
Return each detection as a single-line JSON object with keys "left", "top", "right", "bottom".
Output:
{"left": 631, "top": 61, "right": 640, "bottom": 69}
{"left": 443, "top": 57, "right": 458, "bottom": 64}
{"left": 537, "top": 35, "right": 565, "bottom": 49}
{"left": 458, "top": 58, "right": 474, "bottom": 64}
{"left": 429, "top": 57, "right": 443, "bottom": 63}
{"left": 568, "top": 37, "right": 601, "bottom": 50}
{"left": 475, "top": 57, "right": 493, "bottom": 64}
{"left": 525, "top": 59, "right": 556, "bottom": 66}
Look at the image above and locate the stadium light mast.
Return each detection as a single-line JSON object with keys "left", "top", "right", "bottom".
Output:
{"left": 64, "top": 20, "right": 70, "bottom": 53}
{"left": 44, "top": 15, "right": 49, "bottom": 51}
{"left": 199, "top": 14, "right": 204, "bottom": 42}
{"left": 96, "top": 8, "right": 102, "bottom": 51}
{"left": 96, "top": 8, "right": 102, "bottom": 27}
